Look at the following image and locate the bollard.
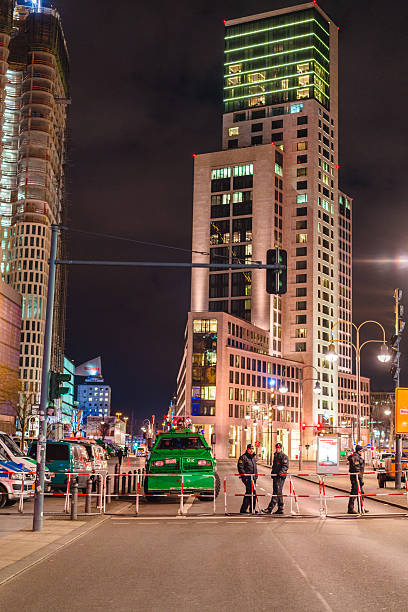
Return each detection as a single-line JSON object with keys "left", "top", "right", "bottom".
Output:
{"left": 127, "top": 471, "right": 132, "bottom": 495}
{"left": 85, "top": 478, "right": 92, "bottom": 513}
{"left": 114, "top": 463, "right": 119, "bottom": 496}
{"left": 106, "top": 475, "right": 112, "bottom": 504}
{"left": 97, "top": 475, "right": 103, "bottom": 510}
{"left": 71, "top": 481, "right": 78, "bottom": 520}
{"left": 121, "top": 474, "right": 126, "bottom": 496}
{"left": 132, "top": 470, "right": 137, "bottom": 492}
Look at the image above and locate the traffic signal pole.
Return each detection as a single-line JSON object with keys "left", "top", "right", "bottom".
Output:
{"left": 31, "top": 236, "right": 285, "bottom": 531}
{"left": 33, "top": 225, "right": 59, "bottom": 532}
{"left": 394, "top": 289, "right": 403, "bottom": 489}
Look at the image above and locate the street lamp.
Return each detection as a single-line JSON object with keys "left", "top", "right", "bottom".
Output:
{"left": 279, "top": 382, "right": 289, "bottom": 394}
{"left": 276, "top": 404, "right": 284, "bottom": 411}
{"left": 329, "top": 319, "right": 389, "bottom": 443}
{"left": 298, "top": 365, "right": 321, "bottom": 471}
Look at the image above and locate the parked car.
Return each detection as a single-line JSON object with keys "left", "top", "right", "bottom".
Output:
{"left": 28, "top": 441, "right": 92, "bottom": 491}
{"left": 0, "top": 431, "right": 52, "bottom": 491}
{"left": 373, "top": 452, "right": 394, "bottom": 471}
{"left": 0, "top": 447, "right": 35, "bottom": 508}
{"left": 76, "top": 440, "right": 108, "bottom": 479}
{"left": 377, "top": 455, "right": 408, "bottom": 487}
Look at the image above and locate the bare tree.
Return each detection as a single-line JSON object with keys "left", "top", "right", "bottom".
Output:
{"left": 99, "top": 421, "right": 111, "bottom": 441}
{"left": 0, "top": 364, "right": 35, "bottom": 450}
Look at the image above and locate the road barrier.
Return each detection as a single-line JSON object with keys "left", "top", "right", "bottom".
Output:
{"left": 223, "top": 470, "right": 408, "bottom": 517}
{"left": 2, "top": 467, "right": 408, "bottom": 519}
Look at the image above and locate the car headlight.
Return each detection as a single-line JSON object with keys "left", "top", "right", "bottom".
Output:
{"left": 197, "top": 460, "right": 211, "bottom": 466}
{"left": 152, "top": 460, "right": 164, "bottom": 467}
{"left": 165, "top": 458, "right": 177, "bottom": 464}
{"left": 11, "top": 472, "right": 23, "bottom": 480}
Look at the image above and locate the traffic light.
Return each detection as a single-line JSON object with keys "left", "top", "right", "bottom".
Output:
{"left": 266, "top": 248, "right": 287, "bottom": 295}
{"left": 389, "top": 289, "right": 405, "bottom": 382}
{"left": 301, "top": 422, "right": 306, "bottom": 431}
{"left": 315, "top": 422, "right": 323, "bottom": 435}
{"left": 268, "top": 406, "right": 273, "bottom": 423}
{"left": 49, "top": 371, "right": 71, "bottom": 401}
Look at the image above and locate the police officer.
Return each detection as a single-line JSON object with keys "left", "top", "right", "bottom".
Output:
{"left": 237, "top": 444, "right": 258, "bottom": 513}
{"left": 262, "top": 442, "right": 289, "bottom": 514}
{"left": 348, "top": 444, "right": 367, "bottom": 514}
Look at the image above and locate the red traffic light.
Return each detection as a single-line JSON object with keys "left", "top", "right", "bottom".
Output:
{"left": 301, "top": 422, "right": 306, "bottom": 431}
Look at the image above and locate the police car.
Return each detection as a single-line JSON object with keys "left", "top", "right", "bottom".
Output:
{"left": 0, "top": 447, "right": 35, "bottom": 508}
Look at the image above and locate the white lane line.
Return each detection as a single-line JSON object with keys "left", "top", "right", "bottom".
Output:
{"left": 272, "top": 534, "right": 334, "bottom": 612}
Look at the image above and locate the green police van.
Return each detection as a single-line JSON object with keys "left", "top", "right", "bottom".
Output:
{"left": 144, "top": 428, "right": 220, "bottom": 499}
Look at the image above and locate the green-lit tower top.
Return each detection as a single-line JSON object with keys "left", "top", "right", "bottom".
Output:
{"left": 224, "top": 2, "right": 334, "bottom": 113}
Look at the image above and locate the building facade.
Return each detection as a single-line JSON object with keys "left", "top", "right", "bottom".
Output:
{"left": 177, "top": 2, "right": 371, "bottom": 459}
{"left": 0, "top": 1, "right": 69, "bottom": 400}
{"left": 77, "top": 379, "right": 112, "bottom": 422}
{"left": 61, "top": 355, "right": 74, "bottom": 432}
{"left": 0, "top": 276, "right": 21, "bottom": 432}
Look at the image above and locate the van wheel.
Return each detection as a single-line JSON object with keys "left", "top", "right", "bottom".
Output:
{"left": 0, "top": 484, "right": 8, "bottom": 509}
{"left": 378, "top": 474, "right": 386, "bottom": 488}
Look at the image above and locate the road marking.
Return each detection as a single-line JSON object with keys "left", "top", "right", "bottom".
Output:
{"left": 271, "top": 533, "right": 333, "bottom": 612}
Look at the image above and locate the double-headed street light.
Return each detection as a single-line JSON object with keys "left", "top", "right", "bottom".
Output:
{"left": 327, "top": 320, "right": 390, "bottom": 443}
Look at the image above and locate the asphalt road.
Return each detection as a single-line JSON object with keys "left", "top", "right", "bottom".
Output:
{"left": 1, "top": 460, "right": 408, "bottom": 611}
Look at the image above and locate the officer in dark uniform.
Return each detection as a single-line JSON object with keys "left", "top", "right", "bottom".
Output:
{"left": 262, "top": 442, "right": 289, "bottom": 514}
{"left": 237, "top": 444, "right": 258, "bottom": 513}
{"left": 348, "top": 444, "right": 367, "bottom": 514}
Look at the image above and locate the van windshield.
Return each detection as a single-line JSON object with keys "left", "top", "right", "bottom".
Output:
{"left": 156, "top": 437, "right": 206, "bottom": 450}
{"left": 29, "top": 443, "right": 69, "bottom": 461}
{"left": 0, "top": 433, "right": 26, "bottom": 457}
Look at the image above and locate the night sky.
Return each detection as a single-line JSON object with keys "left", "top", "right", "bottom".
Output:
{"left": 54, "top": 0, "right": 408, "bottom": 419}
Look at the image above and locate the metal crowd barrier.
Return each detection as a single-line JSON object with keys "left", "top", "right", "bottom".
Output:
{"left": 223, "top": 470, "right": 408, "bottom": 517}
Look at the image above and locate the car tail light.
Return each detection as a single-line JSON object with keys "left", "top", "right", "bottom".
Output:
{"left": 152, "top": 460, "right": 164, "bottom": 467}
{"left": 165, "top": 458, "right": 177, "bottom": 464}
{"left": 197, "top": 460, "right": 211, "bottom": 466}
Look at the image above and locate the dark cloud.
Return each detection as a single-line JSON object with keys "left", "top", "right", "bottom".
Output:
{"left": 54, "top": 0, "right": 406, "bottom": 416}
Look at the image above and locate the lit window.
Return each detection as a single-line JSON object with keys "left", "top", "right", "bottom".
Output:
{"left": 297, "top": 167, "right": 307, "bottom": 177}
{"left": 193, "top": 319, "right": 218, "bottom": 333}
{"left": 233, "top": 192, "right": 243, "bottom": 203}
{"left": 233, "top": 164, "right": 253, "bottom": 177}
{"left": 290, "top": 103, "right": 303, "bottom": 114}
{"left": 297, "top": 194, "right": 307, "bottom": 203}
{"left": 228, "top": 64, "right": 242, "bottom": 75}
{"left": 281, "top": 79, "right": 289, "bottom": 89}
{"left": 229, "top": 127, "right": 239, "bottom": 137}
{"left": 296, "top": 329, "right": 307, "bottom": 338}
{"left": 248, "top": 96, "right": 266, "bottom": 107}
{"left": 211, "top": 167, "right": 231, "bottom": 180}
{"left": 247, "top": 72, "right": 266, "bottom": 84}
{"left": 297, "top": 142, "right": 307, "bottom": 151}
{"left": 298, "top": 75, "right": 310, "bottom": 86}
{"left": 323, "top": 174, "right": 330, "bottom": 185}
{"left": 297, "top": 63, "right": 309, "bottom": 74}
{"left": 296, "top": 233, "right": 308, "bottom": 244}
{"left": 274, "top": 163, "right": 283, "bottom": 177}
{"left": 297, "top": 88, "right": 309, "bottom": 100}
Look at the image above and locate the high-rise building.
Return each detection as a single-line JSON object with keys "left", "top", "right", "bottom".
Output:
{"left": 0, "top": 1, "right": 69, "bottom": 397}
{"left": 77, "top": 379, "right": 112, "bottom": 423}
{"left": 0, "top": 276, "right": 21, "bottom": 433}
{"left": 177, "top": 2, "right": 370, "bottom": 459}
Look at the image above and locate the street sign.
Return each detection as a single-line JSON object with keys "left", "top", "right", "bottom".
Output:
{"left": 395, "top": 388, "right": 408, "bottom": 434}
{"left": 366, "top": 443, "right": 371, "bottom": 449}
{"left": 316, "top": 436, "right": 339, "bottom": 475}
{"left": 255, "top": 440, "right": 260, "bottom": 447}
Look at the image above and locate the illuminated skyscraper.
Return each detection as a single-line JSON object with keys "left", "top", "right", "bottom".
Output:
{"left": 178, "top": 3, "right": 369, "bottom": 459}
{"left": 0, "top": 0, "right": 69, "bottom": 396}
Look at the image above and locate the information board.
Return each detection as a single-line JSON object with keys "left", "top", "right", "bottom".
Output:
{"left": 316, "top": 436, "right": 340, "bottom": 475}
{"left": 395, "top": 388, "right": 408, "bottom": 434}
